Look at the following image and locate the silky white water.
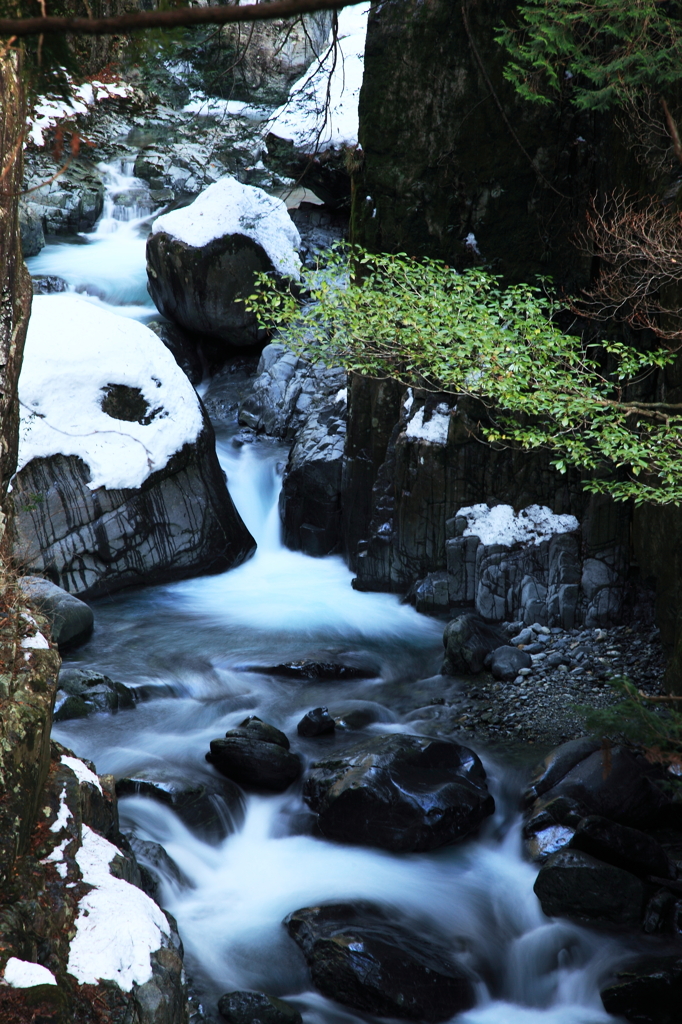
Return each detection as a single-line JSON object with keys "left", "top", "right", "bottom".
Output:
{"left": 35, "top": 164, "right": 633, "bottom": 1023}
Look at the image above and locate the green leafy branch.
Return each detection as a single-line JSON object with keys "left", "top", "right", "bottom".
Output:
{"left": 246, "top": 246, "right": 682, "bottom": 505}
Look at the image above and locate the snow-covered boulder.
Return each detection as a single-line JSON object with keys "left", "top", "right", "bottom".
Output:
{"left": 11, "top": 295, "right": 255, "bottom": 597}
{"left": 146, "top": 176, "right": 300, "bottom": 348}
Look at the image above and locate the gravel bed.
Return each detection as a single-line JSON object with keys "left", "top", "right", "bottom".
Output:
{"left": 408, "top": 622, "right": 666, "bottom": 751}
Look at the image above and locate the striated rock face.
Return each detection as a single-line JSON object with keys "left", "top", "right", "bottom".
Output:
{"left": 12, "top": 411, "right": 255, "bottom": 599}
{"left": 239, "top": 343, "right": 347, "bottom": 555}
{"left": 344, "top": 384, "right": 633, "bottom": 627}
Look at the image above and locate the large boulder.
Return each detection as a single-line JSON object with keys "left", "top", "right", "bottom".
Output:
{"left": 146, "top": 177, "right": 300, "bottom": 348}
{"left": 18, "top": 575, "right": 93, "bottom": 647}
{"left": 11, "top": 295, "right": 255, "bottom": 598}
{"left": 283, "top": 902, "right": 476, "bottom": 1020}
{"left": 442, "top": 613, "right": 508, "bottom": 675}
{"left": 303, "top": 734, "right": 494, "bottom": 851}
{"left": 533, "top": 848, "right": 645, "bottom": 930}
{"left": 206, "top": 716, "right": 302, "bottom": 792}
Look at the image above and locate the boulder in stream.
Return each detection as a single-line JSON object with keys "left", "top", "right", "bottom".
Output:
{"left": 206, "top": 716, "right": 302, "bottom": 792}
{"left": 146, "top": 177, "right": 300, "bottom": 348}
{"left": 600, "top": 954, "right": 682, "bottom": 1024}
{"left": 297, "top": 707, "right": 335, "bottom": 738}
{"left": 533, "top": 848, "right": 645, "bottom": 930}
{"left": 11, "top": 295, "right": 255, "bottom": 598}
{"left": 116, "top": 772, "right": 244, "bottom": 842}
{"left": 218, "top": 991, "right": 302, "bottom": 1024}
{"left": 18, "top": 575, "right": 94, "bottom": 647}
{"left": 284, "top": 901, "right": 476, "bottom": 1020}
{"left": 303, "top": 734, "right": 494, "bottom": 851}
{"left": 442, "top": 613, "right": 509, "bottom": 675}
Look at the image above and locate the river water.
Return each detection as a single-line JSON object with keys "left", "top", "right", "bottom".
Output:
{"left": 29, "top": 162, "right": 629, "bottom": 1023}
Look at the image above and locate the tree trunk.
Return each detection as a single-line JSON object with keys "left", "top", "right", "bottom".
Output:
{"left": 0, "top": 48, "right": 30, "bottom": 510}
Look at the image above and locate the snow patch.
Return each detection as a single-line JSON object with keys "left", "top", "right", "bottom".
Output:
{"left": 28, "top": 80, "right": 133, "bottom": 147}
{"left": 20, "top": 613, "right": 49, "bottom": 650}
{"left": 151, "top": 176, "right": 301, "bottom": 279}
{"left": 456, "top": 503, "right": 579, "bottom": 547}
{"left": 182, "top": 93, "right": 272, "bottom": 121}
{"left": 17, "top": 295, "right": 204, "bottom": 491}
{"left": 68, "top": 825, "right": 170, "bottom": 991}
{"left": 405, "top": 403, "right": 451, "bottom": 445}
{"left": 334, "top": 388, "right": 348, "bottom": 406}
{"left": 50, "top": 785, "right": 72, "bottom": 834}
{"left": 61, "top": 755, "right": 103, "bottom": 794}
{"left": 4, "top": 958, "right": 57, "bottom": 988}
{"left": 267, "top": 3, "right": 369, "bottom": 150}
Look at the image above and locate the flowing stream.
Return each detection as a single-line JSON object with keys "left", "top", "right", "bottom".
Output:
{"left": 30, "top": 160, "right": 631, "bottom": 1023}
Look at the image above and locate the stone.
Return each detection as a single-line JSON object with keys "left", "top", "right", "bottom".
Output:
{"left": 569, "top": 814, "right": 673, "bottom": 879}
{"left": 284, "top": 902, "right": 475, "bottom": 1021}
{"left": 524, "top": 738, "right": 601, "bottom": 804}
{"left": 441, "top": 613, "right": 508, "bottom": 675}
{"left": 18, "top": 200, "right": 45, "bottom": 257}
{"left": 489, "top": 646, "right": 532, "bottom": 682}
{"left": 18, "top": 575, "right": 93, "bottom": 647}
{"left": 600, "top": 955, "right": 682, "bottom": 1024}
{"left": 147, "top": 320, "right": 203, "bottom": 386}
{"left": 218, "top": 992, "right": 302, "bottom": 1024}
{"left": 31, "top": 275, "right": 68, "bottom": 295}
{"left": 303, "top": 734, "right": 494, "bottom": 852}
{"left": 527, "top": 743, "right": 672, "bottom": 829}
{"left": 297, "top": 707, "right": 335, "bottom": 738}
{"left": 54, "top": 669, "right": 136, "bottom": 721}
{"left": 206, "top": 716, "right": 302, "bottom": 792}
{"left": 248, "top": 661, "right": 374, "bottom": 681}
{"left": 533, "top": 848, "right": 645, "bottom": 930}
{"left": 12, "top": 410, "right": 255, "bottom": 599}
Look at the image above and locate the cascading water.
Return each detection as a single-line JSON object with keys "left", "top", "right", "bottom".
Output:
{"left": 34, "top": 163, "right": 634, "bottom": 1023}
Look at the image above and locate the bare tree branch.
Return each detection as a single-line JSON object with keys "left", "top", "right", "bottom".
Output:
{"left": 0, "top": 0, "right": 366, "bottom": 39}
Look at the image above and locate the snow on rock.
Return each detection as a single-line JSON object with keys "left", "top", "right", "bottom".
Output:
{"left": 405, "top": 403, "right": 451, "bottom": 445}
{"left": 16, "top": 295, "right": 204, "bottom": 491}
{"left": 456, "top": 503, "right": 579, "bottom": 547}
{"left": 68, "top": 825, "right": 170, "bottom": 991}
{"left": 20, "top": 613, "right": 50, "bottom": 650}
{"left": 61, "top": 755, "right": 103, "bottom": 794}
{"left": 151, "top": 175, "right": 301, "bottom": 279}
{"left": 4, "top": 958, "right": 57, "bottom": 988}
{"left": 28, "top": 80, "right": 133, "bottom": 147}
{"left": 267, "top": 3, "right": 369, "bottom": 150}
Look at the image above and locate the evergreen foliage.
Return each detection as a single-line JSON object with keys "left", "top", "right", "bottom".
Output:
{"left": 248, "top": 247, "right": 682, "bottom": 505}
{"left": 496, "top": 0, "right": 682, "bottom": 111}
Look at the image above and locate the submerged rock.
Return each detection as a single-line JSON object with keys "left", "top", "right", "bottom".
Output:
{"left": 248, "top": 660, "right": 374, "bottom": 681}
{"left": 303, "top": 734, "right": 494, "bottom": 851}
{"left": 206, "top": 716, "right": 302, "bottom": 792}
{"left": 116, "top": 772, "right": 243, "bottom": 842}
{"left": 297, "top": 707, "right": 335, "bottom": 738}
{"left": 284, "top": 902, "right": 475, "bottom": 1021}
{"left": 217, "top": 991, "right": 302, "bottom": 1024}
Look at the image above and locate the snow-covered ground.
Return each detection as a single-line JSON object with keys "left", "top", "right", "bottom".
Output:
{"left": 456, "top": 503, "right": 579, "bottom": 547}
{"left": 151, "top": 175, "right": 301, "bottom": 278}
{"left": 16, "top": 295, "right": 204, "bottom": 491}
{"left": 28, "top": 80, "right": 133, "bottom": 147}
{"left": 267, "top": 2, "right": 369, "bottom": 150}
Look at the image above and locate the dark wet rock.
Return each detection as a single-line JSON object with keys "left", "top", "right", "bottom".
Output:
{"left": 525, "top": 738, "right": 602, "bottom": 804}
{"left": 116, "top": 773, "right": 243, "bottom": 842}
{"left": 126, "top": 836, "right": 191, "bottom": 897}
{"left": 533, "top": 848, "right": 645, "bottom": 930}
{"left": 569, "top": 815, "right": 673, "bottom": 879}
{"left": 31, "top": 274, "right": 68, "bottom": 295}
{"left": 332, "top": 703, "right": 386, "bottom": 731}
{"left": 206, "top": 716, "right": 302, "bottom": 792}
{"left": 283, "top": 902, "right": 475, "bottom": 1021}
{"left": 303, "top": 734, "right": 494, "bottom": 852}
{"left": 18, "top": 575, "right": 93, "bottom": 647}
{"left": 442, "top": 613, "right": 508, "bottom": 675}
{"left": 489, "top": 645, "right": 532, "bottom": 682}
{"left": 526, "top": 743, "right": 672, "bottom": 829}
{"left": 250, "top": 661, "right": 375, "bottom": 681}
{"left": 148, "top": 320, "right": 203, "bottom": 386}
{"left": 54, "top": 668, "right": 136, "bottom": 721}
{"left": 217, "top": 991, "right": 302, "bottom": 1024}
{"left": 600, "top": 955, "right": 682, "bottom": 1024}
{"left": 12, "top": 409, "right": 256, "bottom": 599}
{"left": 297, "top": 707, "right": 335, "bottom": 738}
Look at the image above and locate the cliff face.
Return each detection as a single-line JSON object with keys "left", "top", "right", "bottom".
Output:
{"left": 352, "top": 0, "right": 645, "bottom": 285}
